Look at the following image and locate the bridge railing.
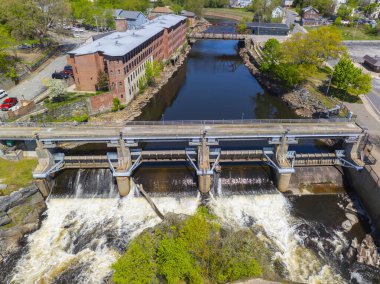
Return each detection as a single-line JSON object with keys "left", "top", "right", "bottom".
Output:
{"left": 0, "top": 118, "right": 356, "bottom": 128}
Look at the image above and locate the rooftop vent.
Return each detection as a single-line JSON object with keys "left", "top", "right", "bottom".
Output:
{"left": 115, "top": 40, "right": 121, "bottom": 45}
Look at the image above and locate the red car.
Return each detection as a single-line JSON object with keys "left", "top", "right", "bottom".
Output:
{"left": 63, "top": 65, "right": 73, "bottom": 76}
{"left": 1, "top": 97, "right": 18, "bottom": 111}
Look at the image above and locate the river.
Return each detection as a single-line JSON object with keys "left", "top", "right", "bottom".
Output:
{"left": 6, "top": 25, "right": 380, "bottom": 284}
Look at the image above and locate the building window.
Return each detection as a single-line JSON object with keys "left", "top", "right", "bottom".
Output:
{"left": 118, "top": 70, "right": 121, "bottom": 75}
{"left": 119, "top": 82, "right": 122, "bottom": 86}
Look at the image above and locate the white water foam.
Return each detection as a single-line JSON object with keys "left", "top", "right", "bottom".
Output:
{"left": 210, "top": 193, "right": 347, "bottom": 284}
{"left": 11, "top": 195, "right": 200, "bottom": 283}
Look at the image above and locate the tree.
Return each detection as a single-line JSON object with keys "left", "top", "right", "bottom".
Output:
{"left": 282, "top": 27, "right": 344, "bottom": 67}
{"left": 260, "top": 38, "right": 282, "bottom": 74}
{"left": 184, "top": 0, "right": 204, "bottom": 16}
{"left": 334, "top": 17, "right": 342, "bottom": 25}
{"left": 362, "top": 3, "right": 379, "bottom": 17}
{"left": 43, "top": 79, "right": 66, "bottom": 100}
{"left": 96, "top": 70, "right": 109, "bottom": 91}
{"left": 337, "top": 5, "right": 352, "bottom": 20}
{"left": 332, "top": 54, "right": 372, "bottom": 97}
{"left": 249, "top": 0, "right": 281, "bottom": 22}
{"left": 145, "top": 60, "right": 163, "bottom": 86}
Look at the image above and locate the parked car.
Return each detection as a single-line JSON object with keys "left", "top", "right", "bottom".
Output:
{"left": 52, "top": 71, "right": 69, "bottom": 80}
{"left": 63, "top": 65, "right": 73, "bottom": 76}
{"left": 0, "top": 89, "right": 7, "bottom": 99}
{"left": 1, "top": 97, "right": 18, "bottom": 111}
{"left": 18, "top": 44, "right": 32, "bottom": 50}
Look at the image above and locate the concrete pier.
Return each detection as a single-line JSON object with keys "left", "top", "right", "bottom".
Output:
{"left": 197, "top": 137, "right": 211, "bottom": 193}
{"left": 116, "top": 140, "right": 132, "bottom": 197}
{"left": 274, "top": 137, "right": 293, "bottom": 192}
{"left": 33, "top": 139, "right": 55, "bottom": 198}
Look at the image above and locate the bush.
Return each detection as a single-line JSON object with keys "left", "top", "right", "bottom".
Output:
{"left": 112, "top": 234, "right": 157, "bottom": 284}
{"left": 111, "top": 98, "right": 124, "bottom": 112}
{"left": 112, "top": 207, "right": 267, "bottom": 283}
{"left": 73, "top": 113, "right": 88, "bottom": 123}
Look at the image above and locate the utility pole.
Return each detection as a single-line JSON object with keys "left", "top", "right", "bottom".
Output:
{"left": 326, "top": 66, "right": 335, "bottom": 98}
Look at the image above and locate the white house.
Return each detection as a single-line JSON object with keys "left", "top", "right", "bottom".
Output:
{"left": 282, "top": 0, "right": 294, "bottom": 7}
{"left": 272, "top": 6, "right": 284, "bottom": 18}
{"left": 230, "top": 0, "right": 252, "bottom": 8}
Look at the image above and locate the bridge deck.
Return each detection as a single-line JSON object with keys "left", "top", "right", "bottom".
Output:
{"left": 0, "top": 120, "right": 363, "bottom": 142}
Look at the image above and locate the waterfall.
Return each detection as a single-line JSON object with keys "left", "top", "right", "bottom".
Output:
{"left": 210, "top": 193, "right": 348, "bottom": 284}
{"left": 10, "top": 194, "right": 200, "bottom": 283}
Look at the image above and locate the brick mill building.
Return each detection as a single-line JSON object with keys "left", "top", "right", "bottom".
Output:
{"left": 67, "top": 14, "right": 187, "bottom": 105}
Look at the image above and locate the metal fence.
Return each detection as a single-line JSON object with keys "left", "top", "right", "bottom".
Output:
{"left": 0, "top": 118, "right": 357, "bottom": 128}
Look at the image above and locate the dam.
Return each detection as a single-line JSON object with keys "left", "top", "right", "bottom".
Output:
{"left": 0, "top": 118, "right": 366, "bottom": 197}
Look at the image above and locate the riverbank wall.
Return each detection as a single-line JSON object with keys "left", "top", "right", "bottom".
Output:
{"left": 344, "top": 163, "right": 380, "bottom": 234}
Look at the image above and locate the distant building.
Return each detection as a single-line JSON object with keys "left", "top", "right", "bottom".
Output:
{"left": 180, "top": 10, "right": 196, "bottom": 26}
{"left": 301, "top": 6, "right": 322, "bottom": 26}
{"left": 272, "top": 6, "right": 285, "bottom": 19}
{"left": 363, "top": 55, "right": 380, "bottom": 73}
{"left": 246, "top": 22, "right": 290, "bottom": 35}
{"left": 113, "top": 10, "right": 147, "bottom": 30}
{"left": 150, "top": 6, "right": 174, "bottom": 18}
{"left": 230, "top": 0, "right": 252, "bottom": 8}
{"left": 67, "top": 15, "right": 187, "bottom": 104}
{"left": 282, "top": 0, "right": 294, "bottom": 7}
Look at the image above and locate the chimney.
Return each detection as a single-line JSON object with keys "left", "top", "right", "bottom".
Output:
{"left": 115, "top": 18, "right": 128, "bottom": 32}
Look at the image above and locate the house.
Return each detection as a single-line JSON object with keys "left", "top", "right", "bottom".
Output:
{"left": 282, "top": 0, "right": 294, "bottom": 7}
{"left": 113, "top": 10, "right": 147, "bottom": 30}
{"left": 180, "top": 10, "right": 196, "bottom": 26}
{"left": 363, "top": 55, "right": 380, "bottom": 73}
{"left": 272, "top": 6, "right": 284, "bottom": 19}
{"left": 150, "top": 6, "right": 174, "bottom": 18}
{"left": 246, "top": 22, "right": 290, "bottom": 35}
{"left": 301, "top": 6, "right": 322, "bottom": 26}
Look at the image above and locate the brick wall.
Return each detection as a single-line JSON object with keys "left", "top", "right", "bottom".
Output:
{"left": 88, "top": 92, "right": 120, "bottom": 114}
{"left": 7, "top": 101, "right": 36, "bottom": 120}
{"left": 67, "top": 53, "right": 105, "bottom": 92}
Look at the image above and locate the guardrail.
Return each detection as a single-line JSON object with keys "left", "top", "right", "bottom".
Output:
{"left": 0, "top": 118, "right": 357, "bottom": 128}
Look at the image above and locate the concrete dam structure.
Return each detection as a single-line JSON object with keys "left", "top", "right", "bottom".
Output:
{"left": 0, "top": 119, "right": 366, "bottom": 197}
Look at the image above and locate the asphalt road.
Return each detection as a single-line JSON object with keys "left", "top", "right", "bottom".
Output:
{"left": 6, "top": 55, "right": 68, "bottom": 102}
{"left": 367, "top": 78, "right": 380, "bottom": 115}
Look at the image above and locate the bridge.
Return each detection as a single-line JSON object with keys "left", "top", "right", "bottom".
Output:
{"left": 189, "top": 32, "right": 249, "bottom": 41}
{"left": 0, "top": 119, "right": 366, "bottom": 197}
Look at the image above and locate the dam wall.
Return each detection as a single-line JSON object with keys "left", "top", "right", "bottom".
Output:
{"left": 345, "top": 165, "right": 380, "bottom": 234}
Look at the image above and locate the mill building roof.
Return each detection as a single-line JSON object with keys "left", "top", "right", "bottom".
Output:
{"left": 68, "top": 14, "right": 186, "bottom": 57}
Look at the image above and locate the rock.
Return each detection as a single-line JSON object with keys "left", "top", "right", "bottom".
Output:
{"left": 0, "top": 185, "right": 38, "bottom": 212}
{"left": 342, "top": 220, "right": 353, "bottom": 232}
{"left": 356, "top": 234, "right": 380, "bottom": 267}
{"left": 0, "top": 212, "right": 11, "bottom": 226}
{"left": 352, "top": 237, "right": 359, "bottom": 249}
{"left": 346, "top": 202, "right": 358, "bottom": 213}
{"left": 0, "top": 184, "right": 7, "bottom": 190}
{"left": 345, "top": 212, "right": 359, "bottom": 225}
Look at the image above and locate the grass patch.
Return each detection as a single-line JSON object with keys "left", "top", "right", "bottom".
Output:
{"left": 305, "top": 25, "right": 380, "bottom": 40}
{"left": 44, "top": 92, "right": 100, "bottom": 110}
{"left": 112, "top": 207, "right": 282, "bottom": 284}
{"left": 0, "top": 158, "right": 37, "bottom": 196}
{"left": 203, "top": 8, "right": 254, "bottom": 21}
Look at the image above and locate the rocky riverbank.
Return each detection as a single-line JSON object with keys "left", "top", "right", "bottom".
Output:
{"left": 0, "top": 185, "right": 46, "bottom": 281}
{"left": 239, "top": 44, "right": 326, "bottom": 118}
